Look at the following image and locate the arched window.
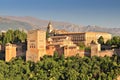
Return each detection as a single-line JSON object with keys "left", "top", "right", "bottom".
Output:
{"left": 30, "top": 43, "right": 35, "bottom": 48}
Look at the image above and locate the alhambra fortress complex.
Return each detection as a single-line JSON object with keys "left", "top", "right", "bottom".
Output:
{"left": 5, "top": 22, "right": 118, "bottom": 62}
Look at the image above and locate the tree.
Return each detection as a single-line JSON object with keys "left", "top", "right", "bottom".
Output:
{"left": 0, "top": 55, "right": 120, "bottom": 80}
{"left": 13, "top": 30, "right": 27, "bottom": 43}
{"left": 1, "top": 29, "right": 27, "bottom": 44}
{"left": 78, "top": 42, "right": 85, "bottom": 50}
{"left": 46, "top": 32, "right": 49, "bottom": 39}
{"left": 60, "top": 53, "right": 65, "bottom": 61}
{"left": 106, "top": 40, "right": 112, "bottom": 46}
{"left": 3, "top": 30, "right": 14, "bottom": 44}
{"left": 98, "top": 36, "right": 104, "bottom": 45}
{"left": 53, "top": 51, "right": 59, "bottom": 61}
{"left": 63, "top": 68, "right": 79, "bottom": 80}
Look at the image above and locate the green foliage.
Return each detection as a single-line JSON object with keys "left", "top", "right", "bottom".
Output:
{"left": 3, "top": 30, "right": 14, "bottom": 44}
{"left": 106, "top": 39, "right": 112, "bottom": 46}
{"left": 0, "top": 29, "right": 27, "bottom": 44}
{"left": 98, "top": 36, "right": 104, "bottom": 45}
{"left": 105, "top": 36, "right": 120, "bottom": 48}
{"left": 78, "top": 42, "right": 85, "bottom": 50}
{"left": 85, "top": 46, "right": 91, "bottom": 52}
{"left": 0, "top": 55, "right": 120, "bottom": 80}
{"left": 53, "top": 51, "right": 59, "bottom": 61}
{"left": 46, "top": 31, "right": 49, "bottom": 39}
{"left": 78, "top": 42, "right": 91, "bottom": 51}
{"left": 13, "top": 30, "right": 27, "bottom": 43}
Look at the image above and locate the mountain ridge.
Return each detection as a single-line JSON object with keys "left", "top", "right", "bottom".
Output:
{"left": 1, "top": 16, "right": 120, "bottom": 36}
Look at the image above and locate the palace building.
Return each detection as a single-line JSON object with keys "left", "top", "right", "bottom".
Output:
{"left": 56, "top": 32, "right": 112, "bottom": 46}
{"left": 25, "top": 22, "right": 112, "bottom": 62}
{"left": 46, "top": 35, "right": 79, "bottom": 57}
{"left": 47, "top": 22, "right": 112, "bottom": 46}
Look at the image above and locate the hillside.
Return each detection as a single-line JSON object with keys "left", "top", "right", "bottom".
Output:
{"left": 0, "top": 17, "right": 34, "bottom": 31}
{"left": 79, "top": 25, "right": 120, "bottom": 36}
{"left": 1, "top": 16, "right": 120, "bottom": 36}
{"left": 3, "top": 16, "right": 82, "bottom": 31}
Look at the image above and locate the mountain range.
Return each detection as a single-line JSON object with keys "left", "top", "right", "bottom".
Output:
{"left": 0, "top": 16, "right": 120, "bottom": 36}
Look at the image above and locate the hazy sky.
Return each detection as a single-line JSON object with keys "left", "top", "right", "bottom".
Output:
{"left": 0, "top": 0, "right": 120, "bottom": 28}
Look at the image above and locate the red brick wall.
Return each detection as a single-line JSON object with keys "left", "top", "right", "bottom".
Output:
{"left": 46, "top": 45, "right": 64, "bottom": 56}
{"left": 46, "top": 46, "right": 55, "bottom": 56}
{"left": 77, "top": 50, "right": 85, "bottom": 57}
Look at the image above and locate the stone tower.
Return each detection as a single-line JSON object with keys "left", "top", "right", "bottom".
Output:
{"left": 5, "top": 43, "right": 16, "bottom": 62}
{"left": 47, "top": 22, "right": 53, "bottom": 33}
{"left": 90, "top": 42, "right": 101, "bottom": 57}
{"left": 26, "top": 29, "right": 46, "bottom": 62}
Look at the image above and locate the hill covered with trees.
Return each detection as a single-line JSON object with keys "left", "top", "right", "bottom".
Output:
{"left": 1, "top": 54, "right": 120, "bottom": 80}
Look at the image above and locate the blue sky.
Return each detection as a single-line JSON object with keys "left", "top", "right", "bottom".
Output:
{"left": 0, "top": 0, "right": 120, "bottom": 28}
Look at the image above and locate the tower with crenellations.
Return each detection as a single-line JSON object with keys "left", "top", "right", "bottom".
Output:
{"left": 26, "top": 29, "right": 46, "bottom": 62}
{"left": 5, "top": 43, "right": 16, "bottom": 62}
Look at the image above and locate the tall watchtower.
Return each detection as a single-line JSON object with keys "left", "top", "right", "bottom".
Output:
{"left": 47, "top": 22, "right": 53, "bottom": 33}
{"left": 26, "top": 29, "right": 46, "bottom": 62}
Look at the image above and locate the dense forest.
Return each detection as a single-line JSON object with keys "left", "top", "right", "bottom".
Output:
{"left": 0, "top": 29, "right": 27, "bottom": 44}
{"left": 0, "top": 53, "right": 120, "bottom": 80}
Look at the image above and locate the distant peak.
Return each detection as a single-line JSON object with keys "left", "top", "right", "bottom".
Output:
{"left": 86, "top": 25, "right": 99, "bottom": 28}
